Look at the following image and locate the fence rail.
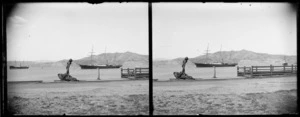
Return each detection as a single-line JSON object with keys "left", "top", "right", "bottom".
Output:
{"left": 237, "top": 65, "right": 297, "bottom": 77}
{"left": 134, "top": 67, "right": 149, "bottom": 78}
{"left": 121, "top": 67, "right": 149, "bottom": 78}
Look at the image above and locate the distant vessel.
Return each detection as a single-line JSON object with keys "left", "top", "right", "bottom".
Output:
{"left": 194, "top": 44, "right": 238, "bottom": 67}
{"left": 78, "top": 47, "right": 122, "bottom": 69}
{"left": 194, "top": 62, "right": 237, "bottom": 67}
{"left": 10, "top": 61, "right": 29, "bottom": 69}
{"left": 282, "top": 56, "right": 288, "bottom": 66}
{"left": 79, "top": 64, "right": 122, "bottom": 69}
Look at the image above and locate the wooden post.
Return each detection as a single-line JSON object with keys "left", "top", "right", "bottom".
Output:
{"left": 121, "top": 68, "right": 123, "bottom": 78}
{"left": 213, "top": 66, "right": 216, "bottom": 78}
{"left": 243, "top": 66, "right": 246, "bottom": 76}
{"left": 256, "top": 66, "right": 257, "bottom": 72}
{"left": 97, "top": 68, "right": 100, "bottom": 80}
{"left": 251, "top": 66, "right": 253, "bottom": 78}
{"left": 237, "top": 66, "right": 239, "bottom": 76}
{"left": 127, "top": 68, "right": 130, "bottom": 77}
{"left": 291, "top": 64, "right": 294, "bottom": 73}
{"left": 134, "top": 68, "right": 137, "bottom": 78}
{"left": 270, "top": 65, "right": 273, "bottom": 76}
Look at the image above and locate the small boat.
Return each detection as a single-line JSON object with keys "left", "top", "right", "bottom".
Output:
{"left": 10, "top": 66, "right": 29, "bottom": 69}
{"left": 9, "top": 61, "right": 29, "bottom": 69}
{"left": 194, "top": 44, "right": 238, "bottom": 67}
{"left": 282, "top": 56, "right": 288, "bottom": 66}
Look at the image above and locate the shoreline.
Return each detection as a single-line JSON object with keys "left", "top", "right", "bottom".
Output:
{"left": 154, "top": 75, "right": 296, "bottom": 82}
{"left": 7, "top": 78, "right": 149, "bottom": 84}
{"left": 7, "top": 75, "right": 296, "bottom": 83}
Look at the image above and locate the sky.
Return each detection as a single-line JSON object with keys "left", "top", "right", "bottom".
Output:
{"left": 6, "top": 2, "right": 148, "bottom": 61}
{"left": 153, "top": 3, "right": 297, "bottom": 60}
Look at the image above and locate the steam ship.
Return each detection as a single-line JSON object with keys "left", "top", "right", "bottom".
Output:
{"left": 194, "top": 44, "right": 238, "bottom": 67}
{"left": 78, "top": 47, "right": 122, "bottom": 69}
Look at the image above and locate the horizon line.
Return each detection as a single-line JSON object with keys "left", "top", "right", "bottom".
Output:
{"left": 154, "top": 49, "right": 297, "bottom": 60}
{"left": 7, "top": 51, "right": 149, "bottom": 62}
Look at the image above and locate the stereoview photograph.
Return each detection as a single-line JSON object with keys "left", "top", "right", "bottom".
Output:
{"left": 152, "top": 2, "right": 297, "bottom": 115}
{"left": 6, "top": 2, "right": 149, "bottom": 115}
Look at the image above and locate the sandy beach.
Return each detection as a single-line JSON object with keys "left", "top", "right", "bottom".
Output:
{"left": 153, "top": 76, "right": 297, "bottom": 115}
{"left": 7, "top": 80, "right": 149, "bottom": 115}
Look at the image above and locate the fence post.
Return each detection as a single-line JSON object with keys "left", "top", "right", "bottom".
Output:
{"left": 134, "top": 68, "right": 137, "bottom": 78}
{"left": 291, "top": 64, "right": 294, "bottom": 73}
{"left": 256, "top": 66, "right": 258, "bottom": 72}
{"left": 243, "top": 66, "right": 246, "bottom": 76}
{"left": 127, "top": 68, "right": 129, "bottom": 77}
{"left": 270, "top": 65, "right": 273, "bottom": 76}
{"left": 213, "top": 66, "right": 217, "bottom": 78}
{"left": 251, "top": 66, "right": 253, "bottom": 78}
{"left": 121, "top": 68, "right": 123, "bottom": 78}
{"left": 97, "top": 68, "right": 100, "bottom": 80}
{"left": 237, "top": 66, "right": 239, "bottom": 76}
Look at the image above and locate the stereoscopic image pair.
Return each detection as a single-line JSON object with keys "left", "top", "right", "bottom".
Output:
{"left": 4, "top": 2, "right": 297, "bottom": 115}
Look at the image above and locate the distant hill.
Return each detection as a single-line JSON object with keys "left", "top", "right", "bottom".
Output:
{"left": 7, "top": 52, "right": 149, "bottom": 68}
{"left": 7, "top": 50, "right": 297, "bottom": 68}
{"left": 6, "top": 61, "right": 62, "bottom": 68}
{"left": 74, "top": 51, "right": 148, "bottom": 68}
{"left": 154, "top": 49, "right": 297, "bottom": 67}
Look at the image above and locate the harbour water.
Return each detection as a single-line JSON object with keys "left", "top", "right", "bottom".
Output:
{"left": 7, "top": 66, "right": 124, "bottom": 82}
{"left": 153, "top": 65, "right": 239, "bottom": 81}
{"left": 7, "top": 65, "right": 239, "bottom": 82}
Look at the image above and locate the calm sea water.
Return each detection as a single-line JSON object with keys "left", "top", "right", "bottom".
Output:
{"left": 153, "top": 65, "right": 239, "bottom": 81}
{"left": 7, "top": 65, "right": 239, "bottom": 82}
{"left": 7, "top": 66, "right": 124, "bottom": 82}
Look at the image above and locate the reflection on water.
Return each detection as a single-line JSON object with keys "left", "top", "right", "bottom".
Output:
{"left": 7, "top": 66, "right": 124, "bottom": 82}
{"left": 153, "top": 65, "right": 238, "bottom": 81}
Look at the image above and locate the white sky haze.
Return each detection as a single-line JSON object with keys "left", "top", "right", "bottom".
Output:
{"left": 6, "top": 2, "right": 297, "bottom": 61}
{"left": 7, "top": 2, "right": 148, "bottom": 61}
{"left": 153, "top": 3, "right": 297, "bottom": 59}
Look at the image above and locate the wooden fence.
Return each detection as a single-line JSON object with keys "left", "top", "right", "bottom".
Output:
{"left": 121, "top": 67, "right": 149, "bottom": 78}
{"left": 237, "top": 65, "right": 297, "bottom": 77}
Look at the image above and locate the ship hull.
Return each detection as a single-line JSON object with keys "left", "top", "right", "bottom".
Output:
{"left": 194, "top": 63, "right": 237, "bottom": 67}
{"left": 10, "top": 66, "right": 29, "bottom": 69}
{"left": 79, "top": 64, "right": 122, "bottom": 69}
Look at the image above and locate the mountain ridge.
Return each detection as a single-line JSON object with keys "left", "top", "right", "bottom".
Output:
{"left": 7, "top": 51, "right": 149, "bottom": 68}
{"left": 154, "top": 49, "right": 297, "bottom": 67}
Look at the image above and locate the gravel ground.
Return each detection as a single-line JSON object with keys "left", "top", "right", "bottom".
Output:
{"left": 6, "top": 76, "right": 298, "bottom": 115}
{"left": 7, "top": 80, "right": 149, "bottom": 115}
{"left": 153, "top": 76, "right": 297, "bottom": 115}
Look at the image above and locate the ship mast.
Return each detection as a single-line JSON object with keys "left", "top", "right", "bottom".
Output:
{"left": 220, "top": 44, "right": 223, "bottom": 63}
{"left": 105, "top": 46, "right": 108, "bottom": 65}
{"left": 204, "top": 43, "right": 210, "bottom": 63}
{"left": 90, "top": 46, "right": 94, "bottom": 65}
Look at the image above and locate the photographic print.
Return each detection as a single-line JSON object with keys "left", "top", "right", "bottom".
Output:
{"left": 152, "top": 3, "right": 297, "bottom": 115}
{"left": 6, "top": 2, "right": 149, "bottom": 115}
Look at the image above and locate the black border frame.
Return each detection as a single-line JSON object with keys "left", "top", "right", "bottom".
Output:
{"left": 1, "top": 1, "right": 299, "bottom": 116}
